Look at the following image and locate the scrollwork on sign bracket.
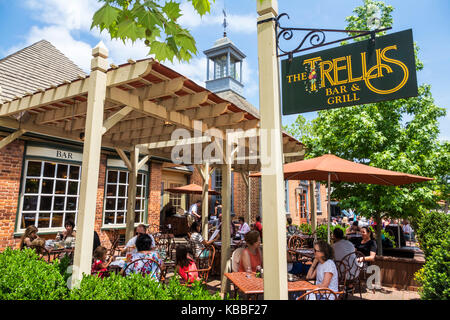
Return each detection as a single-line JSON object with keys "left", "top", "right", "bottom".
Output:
{"left": 275, "top": 13, "right": 392, "bottom": 60}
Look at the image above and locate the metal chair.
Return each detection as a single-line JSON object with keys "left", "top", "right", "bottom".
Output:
{"left": 335, "top": 250, "right": 366, "bottom": 299}
{"left": 183, "top": 245, "right": 216, "bottom": 285}
{"left": 122, "top": 257, "right": 164, "bottom": 282}
{"left": 297, "top": 288, "right": 343, "bottom": 300}
{"left": 288, "top": 235, "right": 308, "bottom": 262}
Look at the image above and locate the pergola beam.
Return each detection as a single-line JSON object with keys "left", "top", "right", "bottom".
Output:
{"left": 203, "top": 112, "right": 245, "bottom": 128}
{"left": 106, "top": 87, "right": 206, "bottom": 132}
{"left": 182, "top": 103, "right": 228, "bottom": 120}
{"left": 0, "top": 59, "right": 154, "bottom": 118}
{"left": 101, "top": 106, "right": 133, "bottom": 135}
{"left": 0, "top": 129, "right": 27, "bottom": 149}
{"left": 160, "top": 91, "right": 209, "bottom": 111}
{"left": 132, "top": 77, "right": 185, "bottom": 100}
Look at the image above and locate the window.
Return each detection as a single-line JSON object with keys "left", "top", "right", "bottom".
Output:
{"left": 168, "top": 183, "right": 183, "bottom": 209}
{"left": 19, "top": 160, "right": 80, "bottom": 231}
{"left": 214, "top": 55, "right": 227, "bottom": 79}
{"left": 104, "top": 169, "right": 147, "bottom": 226}
{"left": 214, "top": 168, "right": 222, "bottom": 203}
{"left": 316, "top": 182, "right": 322, "bottom": 213}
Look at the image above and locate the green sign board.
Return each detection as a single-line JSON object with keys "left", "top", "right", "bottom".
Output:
{"left": 281, "top": 29, "right": 418, "bottom": 115}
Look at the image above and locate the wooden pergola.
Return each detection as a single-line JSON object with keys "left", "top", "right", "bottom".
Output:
{"left": 0, "top": 42, "right": 304, "bottom": 289}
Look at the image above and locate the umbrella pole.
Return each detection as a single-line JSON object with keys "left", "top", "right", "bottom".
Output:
{"left": 327, "top": 172, "right": 331, "bottom": 244}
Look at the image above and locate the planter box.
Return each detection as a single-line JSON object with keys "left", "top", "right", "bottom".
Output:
{"left": 373, "top": 255, "right": 425, "bottom": 291}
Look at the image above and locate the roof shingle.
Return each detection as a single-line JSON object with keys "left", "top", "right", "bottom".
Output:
{"left": 0, "top": 40, "right": 86, "bottom": 103}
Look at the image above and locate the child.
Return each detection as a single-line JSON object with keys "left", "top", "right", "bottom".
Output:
{"left": 91, "top": 246, "right": 113, "bottom": 278}
{"left": 20, "top": 225, "right": 40, "bottom": 249}
{"left": 175, "top": 244, "right": 199, "bottom": 283}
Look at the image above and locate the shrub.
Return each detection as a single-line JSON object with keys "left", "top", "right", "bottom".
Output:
{"left": 0, "top": 248, "right": 68, "bottom": 300}
{"left": 415, "top": 237, "right": 450, "bottom": 300}
{"left": 298, "top": 223, "right": 312, "bottom": 235}
{"left": 413, "top": 210, "right": 450, "bottom": 257}
{"left": 315, "top": 224, "right": 346, "bottom": 241}
{"left": 69, "top": 271, "right": 223, "bottom": 300}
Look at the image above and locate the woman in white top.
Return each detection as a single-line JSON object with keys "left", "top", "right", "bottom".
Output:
{"left": 306, "top": 240, "right": 339, "bottom": 300}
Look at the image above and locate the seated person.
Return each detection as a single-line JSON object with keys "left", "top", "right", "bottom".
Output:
{"left": 121, "top": 224, "right": 156, "bottom": 255}
{"left": 30, "top": 238, "right": 46, "bottom": 254}
{"left": 56, "top": 219, "right": 76, "bottom": 242}
{"left": 121, "top": 234, "right": 164, "bottom": 281}
{"left": 235, "top": 216, "right": 250, "bottom": 240}
{"left": 346, "top": 221, "right": 362, "bottom": 246}
{"left": 190, "top": 221, "right": 219, "bottom": 258}
{"left": 286, "top": 217, "right": 298, "bottom": 237}
{"left": 91, "top": 246, "right": 113, "bottom": 278}
{"left": 20, "top": 225, "right": 40, "bottom": 249}
{"left": 175, "top": 244, "right": 199, "bottom": 283}
{"left": 332, "top": 228, "right": 356, "bottom": 262}
{"left": 209, "top": 200, "right": 221, "bottom": 224}
{"left": 238, "top": 231, "right": 263, "bottom": 273}
{"left": 346, "top": 221, "right": 360, "bottom": 238}
{"left": 305, "top": 240, "right": 339, "bottom": 299}
{"left": 254, "top": 216, "right": 263, "bottom": 241}
{"left": 287, "top": 251, "right": 311, "bottom": 276}
{"left": 356, "top": 227, "right": 377, "bottom": 263}
{"left": 332, "top": 228, "right": 359, "bottom": 286}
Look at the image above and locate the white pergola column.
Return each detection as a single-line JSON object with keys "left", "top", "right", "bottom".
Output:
{"left": 71, "top": 42, "right": 108, "bottom": 288}
{"left": 220, "top": 158, "right": 232, "bottom": 294}
{"left": 257, "top": 0, "right": 288, "bottom": 300}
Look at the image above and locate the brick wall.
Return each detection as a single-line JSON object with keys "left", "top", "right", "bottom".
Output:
{"left": 0, "top": 140, "right": 24, "bottom": 251}
{"left": 147, "top": 161, "right": 162, "bottom": 226}
{"left": 233, "top": 172, "right": 249, "bottom": 220}
{"left": 249, "top": 176, "right": 260, "bottom": 224}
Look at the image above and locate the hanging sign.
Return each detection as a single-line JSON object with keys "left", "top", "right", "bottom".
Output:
{"left": 281, "top": 29, "right": 418, "bottom": 115}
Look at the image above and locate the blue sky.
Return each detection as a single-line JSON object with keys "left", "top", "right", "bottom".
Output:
{"left": 0, "top": 0, "right": 448, "bottom": 140}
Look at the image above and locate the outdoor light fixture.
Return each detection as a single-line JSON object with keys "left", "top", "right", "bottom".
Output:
{"left": 79, "top": 132, "right": 85, "bottom": 141}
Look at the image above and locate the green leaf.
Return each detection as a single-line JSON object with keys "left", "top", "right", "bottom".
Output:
{"left": 149, "top": 40, "right": 176, "bottom": 62}
{"left": 163, "top": 1, "right": 182, "bottom": 21}
{"left": 189, "top": 0, "right": 212, "bottom": 16}
{"left": 91, "top": 4, "right": 120, "bottom": 30}
{"left": 116, "top": 19, "right": 146, "bottom": 42}
{"left": 132, "top": 3, "right": 164, "bottom": 29}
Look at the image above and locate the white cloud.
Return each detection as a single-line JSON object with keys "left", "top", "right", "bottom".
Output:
{"left": 179, "top": 0, "right": 256, "bottom": 34}
{"left": 165, "top": 57, "right": 208, "bottom": 87}
{"left": 7, "top": 0, "right": 257, "bottom": 99}
{"left": 24, "top": 0, "right": 101, "bottom": 32}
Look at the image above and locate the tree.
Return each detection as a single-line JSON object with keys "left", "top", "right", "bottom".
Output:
{"left": 284, "top": 0, "right": 449, "bottom": 254}
{"left": 91, "top": 0, "right": 215, "bottom": 63}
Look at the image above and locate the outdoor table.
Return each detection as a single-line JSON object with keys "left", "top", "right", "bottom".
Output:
{"left": 294, "top": 248, "right": 314, "bottom": 260}
{"left": 109, "top": 258, "right": 126, "bottom": 274}
{"left": 224, "top": 272, "right": 318, "bottom": 300}
{"left": 213, "top": 240, "right": 242, "bottom": 248}
{"left": 45, "top": 246, "right": 74, "bottom": 261}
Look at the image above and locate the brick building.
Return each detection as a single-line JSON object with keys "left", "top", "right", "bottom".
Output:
{"left": 0, "top": 38, "right": 325, "bottom": 252}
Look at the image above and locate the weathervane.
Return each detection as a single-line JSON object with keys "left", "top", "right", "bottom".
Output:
{"left": 222, "top": 8, "right": 228, "bottom": 37}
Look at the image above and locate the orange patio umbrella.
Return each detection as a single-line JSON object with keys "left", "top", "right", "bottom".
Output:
{"left": 251, "top": 154, "right": 433, "bottom": 242}
{"left": 164, "top": 183, "right": 221, "bottom": 195}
